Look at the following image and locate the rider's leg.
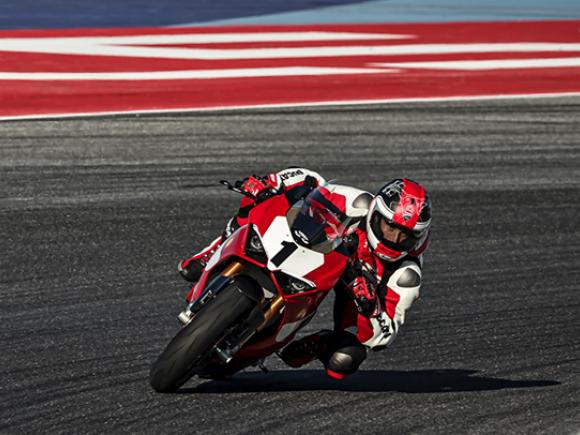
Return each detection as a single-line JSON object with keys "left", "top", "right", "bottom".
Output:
{"left": 279, "top": 329, "right": 366, "bottom": 379}
{"left": 279, "top": 283, "right": 367, "bottom": 378}
{"left": 323, "top": 330, "right": 367, "bottom": 379}
{"left": 324, "top": 281, "right": 367, "bottom": 379}
{"left": 279, "top": 329, "right": 333, "bottom": 367}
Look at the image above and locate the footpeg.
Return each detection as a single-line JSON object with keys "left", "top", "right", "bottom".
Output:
{"left": 177, "top": 309, "right": 193, "bottom": 325}
{"left": 215, "top": 346, "right": 233, "bottom": 363}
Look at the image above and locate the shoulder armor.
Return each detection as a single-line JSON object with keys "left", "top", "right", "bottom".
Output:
{"left": 396, "top": 268, "right": 421, "bottom": 287}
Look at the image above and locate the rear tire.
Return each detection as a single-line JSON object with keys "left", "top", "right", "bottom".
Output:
{"left": 149, "top": 282, "right": 255, "bottom": 393}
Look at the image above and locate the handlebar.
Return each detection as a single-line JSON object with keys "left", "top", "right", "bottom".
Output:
{"left": 219, "top": 179, "right": 255, "bottom": 199}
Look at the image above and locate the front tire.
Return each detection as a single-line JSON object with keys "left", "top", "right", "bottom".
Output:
{"left": 149, "top": 282, "right": 255, "bottom": 393}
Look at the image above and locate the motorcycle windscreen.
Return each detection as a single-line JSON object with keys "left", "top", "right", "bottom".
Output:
{"left": 287, "top": 188, "right": 357, "bottom": 254}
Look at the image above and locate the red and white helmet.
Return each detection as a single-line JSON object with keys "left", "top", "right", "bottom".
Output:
{"left": 366, "top": 178, "right": 432, "bottom": 262}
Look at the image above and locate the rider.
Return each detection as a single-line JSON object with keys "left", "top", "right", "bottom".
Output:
{"left": 178, "top": 168, "right": 432, "bottom": 380}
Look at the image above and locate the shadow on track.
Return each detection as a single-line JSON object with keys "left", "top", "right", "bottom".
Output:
{"left": 179, "top": 369, "right": 559, "bottom": 394}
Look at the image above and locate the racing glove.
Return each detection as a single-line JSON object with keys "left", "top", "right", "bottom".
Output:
{"left": 235, "top": 175, "right": 278, "bottom": 203}
{"left": 350, "top": 275, "right": 380, "bottom": 318}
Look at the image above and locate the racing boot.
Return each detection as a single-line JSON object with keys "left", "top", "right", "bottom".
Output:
{"left": 177, "top": 236, "right": 223, "bottom": 282}
{"left": 279, "top": 330, "right": 333, "bottom": 368}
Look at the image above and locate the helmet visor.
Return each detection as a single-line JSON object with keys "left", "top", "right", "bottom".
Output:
{"left": 371, "top": 212, "right": 419, "bottom": 252}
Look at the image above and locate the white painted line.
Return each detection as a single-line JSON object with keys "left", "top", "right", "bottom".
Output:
{"left": 2, "top": 92, "right": 580, "bottom": 121}
{"left": 373, "top": 57, "right": 580, "bottom": 70}
{"left": 0, "top": 32, "right": 409, "bottom": 45}
{"left": 1, "top": 41, "right": 580, "bottom": 60}
{"left": 0, "top": 66, "right": 392, "bottom": 80}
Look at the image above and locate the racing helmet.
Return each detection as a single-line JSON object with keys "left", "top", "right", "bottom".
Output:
{"left": 366, "top": 178, "right": 432, "bottom": 262}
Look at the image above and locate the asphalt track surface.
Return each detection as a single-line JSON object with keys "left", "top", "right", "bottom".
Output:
{"left": 1, "top": 97, "right": 579, "bottom": 434}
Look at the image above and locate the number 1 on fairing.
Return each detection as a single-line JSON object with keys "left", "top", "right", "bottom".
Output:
{"left": 271, "top": 241, "right": 298, "bottom": 267}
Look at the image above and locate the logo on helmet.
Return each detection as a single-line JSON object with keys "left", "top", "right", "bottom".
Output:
{"left": 382, "top": 180, "right": 404, "bottom": 198}
{"left": 401, "top": 196, "right": 418, "bottom": 221}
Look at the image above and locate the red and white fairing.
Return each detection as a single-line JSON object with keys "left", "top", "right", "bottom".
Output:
{"left": 186, "top": 182, "right": 371, "bottom": 357}
{"left": 258, "top": 184, "right": 369, "bottom": 287}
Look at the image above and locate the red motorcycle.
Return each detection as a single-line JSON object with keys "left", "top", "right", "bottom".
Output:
{"left": 150, "top": 182, "right": 370, "bottom": 393}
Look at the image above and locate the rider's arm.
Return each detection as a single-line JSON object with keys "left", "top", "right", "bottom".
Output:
{"left": 227, "top": 168, "right": 326, "bottom": 235}
{"left": 267, "top": 167, "right": 326, "bottom": 192}
{"left": 359, "top": 259, "right": 423, "bottom": 350}
{"left": 236, "top": 167, "right": 325, "bottom": 214}
{"left": 240, "top": 168, "right": 325, "bottom": 199}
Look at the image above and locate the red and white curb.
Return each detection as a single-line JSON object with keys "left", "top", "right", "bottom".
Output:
{"left": 1, "top": 21, "right": 579, "bottom": 120}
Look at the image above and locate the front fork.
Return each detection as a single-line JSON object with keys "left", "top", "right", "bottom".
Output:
{"left": 178, "top": 261, "right": 245, "bottom": 325}
{"left": 212, "top": 296, "right": 284, "bottom": 364}
{"left": 177, "top": 260, "right": 285, "bottom": 358}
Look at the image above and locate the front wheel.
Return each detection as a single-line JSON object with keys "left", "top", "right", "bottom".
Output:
{"left": 149, "top": 282, "right": 256, "bottom": 393}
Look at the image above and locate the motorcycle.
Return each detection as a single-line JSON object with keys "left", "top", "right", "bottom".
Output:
{"left": 149, "top": 181, "right": 370, "bottom": 393}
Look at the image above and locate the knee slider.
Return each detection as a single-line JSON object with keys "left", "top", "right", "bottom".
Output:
{"left": 327, "top": 345, "right": 366, "bottom": 375}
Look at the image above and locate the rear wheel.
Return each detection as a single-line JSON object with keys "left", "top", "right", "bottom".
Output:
{"left": 149, "top": 282, "right": 256, "bottom": 393}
